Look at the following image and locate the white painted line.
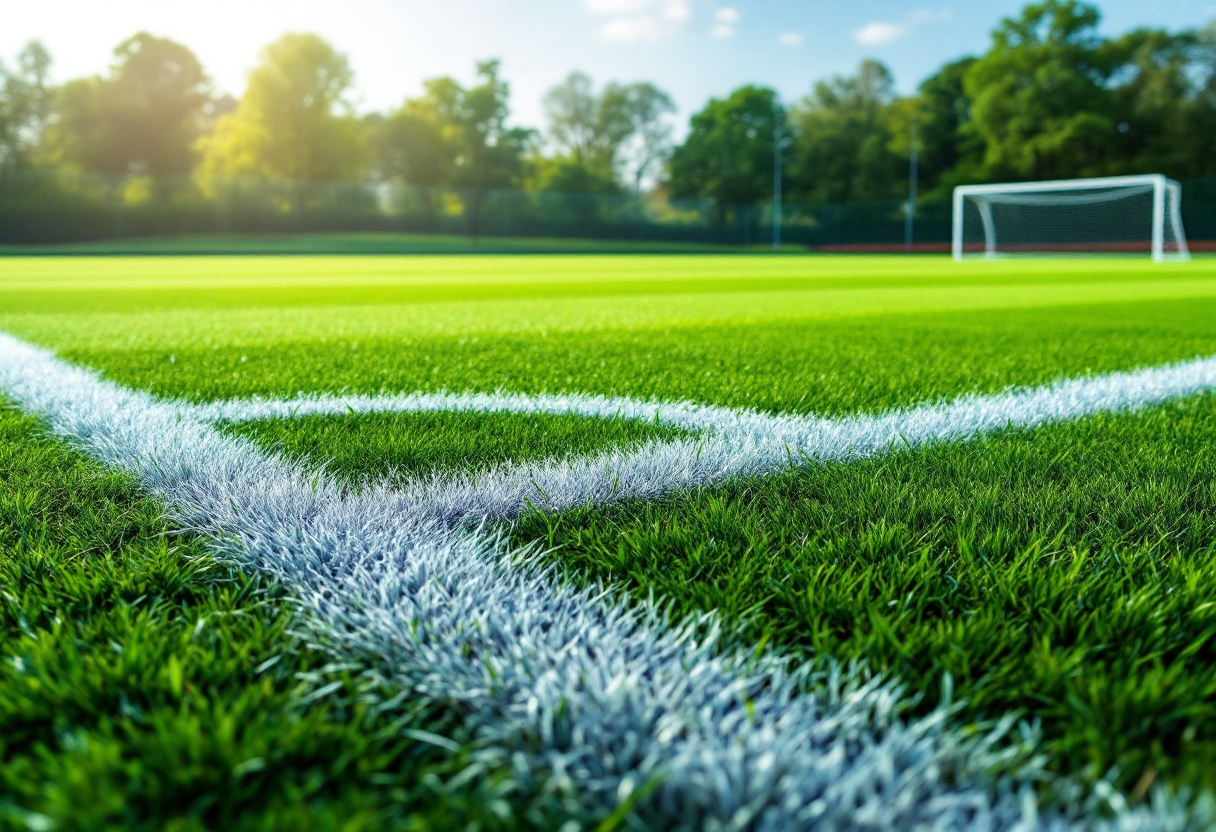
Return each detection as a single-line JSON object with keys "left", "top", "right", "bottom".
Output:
{"left": 1, "top": 329, "right": 1210, "bottom": 830}
{"left": 195, "top": 355, "right": 1216, "bottom": 525}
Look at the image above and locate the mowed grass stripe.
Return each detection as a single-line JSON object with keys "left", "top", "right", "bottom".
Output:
{"left": 514, "top": 392, "right": 1216, "bottom": 793}
{"left": 0, "top": 403, "right": 530, "bottom": 831}
{"left": 4, "top": 256, "right": 1216, "bottom": 351}
{"left": 3, "top": 253, "right": 1212, "bottom": 291}
{"left": 46, "top": 297, "right": 1216, "bottom": 418}
{"left": 3, "top": 260, "right": 1215, "bottom": 313}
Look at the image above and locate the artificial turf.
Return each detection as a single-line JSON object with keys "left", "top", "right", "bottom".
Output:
{"left": 5, "top": 252, "right": 1216, "bottom": 815}
{"left": 223, "top": 410, "right": 688, "bottom": 484}
{"left": 0, "top": 402, "right": 544, "bottom": 831}
{"left": 516, "top": 393, "right": 1216, "bottom": 792}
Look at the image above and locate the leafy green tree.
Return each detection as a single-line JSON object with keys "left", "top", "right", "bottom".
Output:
{"left": 609, "top": 82, "right": 676, "bottom": 194}
{"left": 529, "top": 156, "right": 618, "bottom": 194}
{"left": 543, "top": 72, "right": 599, "bottom": 165}
{"left": 196, "top": 33, "right": 364, "bottom": 184}
{"left": 386, "top": 61, "right": 533, "bottom": 234}
{"left": 0, "top": 41, "right": 52, "bottom": 170}
{"left": 669, "top": 85, "right": 786, "bottom": 205}
{"left": 1102, "top": 28, "right": 1205, "bottom": 177}
{"left": 542, "top": 73, "right": 674, "bottom": 192}
{"left": 49, "top": 33, "right": 209, "bottom": 178}
{"left": 1186, "top": 22, "right": 1216, "bottom": 176}
{"left": 419, "top": 60, "right": 533, "bottom": 194}
{"left": 787, "top": 60, "right": 902, "bottom": 202}
{"left": 367, "top": 104, "right": 452, "bottom": 187}
{"left": 964, "top": 0, "right": 1115, "bottom": 180}
{"left": 901, "top": 57, "right": 983, "bottom": 197}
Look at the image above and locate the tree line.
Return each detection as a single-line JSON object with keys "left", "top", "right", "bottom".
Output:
{"left": 2, "top": 0, "right": 1216, "bottom": 212}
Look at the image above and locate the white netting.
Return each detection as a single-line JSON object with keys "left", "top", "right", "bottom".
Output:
{"left": 954, "top": 176, "right": 1190, "bottom": 262}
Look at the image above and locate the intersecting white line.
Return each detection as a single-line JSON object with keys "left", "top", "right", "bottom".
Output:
{"left": 3, "top": 329, "right": 1213, "bottom": 831}
{"left": 195, "top": 355, "right": 1216, "bottom": 526}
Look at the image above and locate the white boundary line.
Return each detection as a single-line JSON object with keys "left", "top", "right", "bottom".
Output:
{"left": 195, "top": 355, "right": 1216, "bottom": 525}
{"left": 2, "top": 329, "right": 1214, "bottom": 830}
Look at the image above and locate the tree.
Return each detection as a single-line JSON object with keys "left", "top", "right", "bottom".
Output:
{"left": 416, "top": 60, "right": 533, "bottom": 194}
{"left": 964, "top": 0, "right": 1116, "bottom": 181}
{"left": 49, "top": 33, "right": 210, "bottom": 178}
{"left": 669, "top": 85, "right": 786, "bottom": 205}
{"left": 901, "top": 57, "right": 983, "bottom": 197}
{"left": 529, "top": 156, "right": 618, "bottom": 194}
{"left": 787, "top": 60, "right": 902, "bottom": 203}
{"left": 400, "top": 61, "right": 534, "bottom": 234}
{"left": 1102, "top": 28, "right": 1205, "bottom": 177}
{"left": 612, "top": 82, "right": 676, "bottom": 194}
{"left": 1186, "top": 22, "right": 1216, "bottom": 176}
{"left": 196, "top": 33, "right": 364, "bottom": 185}
{"left": 542, "top": 73, "right": 674, "bottom": 192}
{"left": 368, "top": 102, "right": 452, "bottom": 187}
{"left": 543, "top": 72, "right": 599, "bottom": 164}
{"left": 0, "top": 41, "right": 53, "bottom": 170}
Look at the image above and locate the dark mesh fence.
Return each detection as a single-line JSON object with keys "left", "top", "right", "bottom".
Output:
{"left": 0, "top": 168, "right": 1211, "bottom": 252}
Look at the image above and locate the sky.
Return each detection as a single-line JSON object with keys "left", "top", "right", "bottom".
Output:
{"left": 2, "top": 0, "right": 1214, "bottom": 138}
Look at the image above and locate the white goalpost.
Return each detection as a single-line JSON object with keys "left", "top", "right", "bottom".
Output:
{"left": 952, "top": 174, "right": 1190, "bottom": 263}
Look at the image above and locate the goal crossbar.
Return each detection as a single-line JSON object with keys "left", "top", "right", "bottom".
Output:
{"left": 952, "top": 174, "right": 1190, "bottom": 263}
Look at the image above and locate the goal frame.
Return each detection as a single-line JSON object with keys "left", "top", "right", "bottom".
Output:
{"left": 952, "top": 174, "right": 1190, "bottom": 263}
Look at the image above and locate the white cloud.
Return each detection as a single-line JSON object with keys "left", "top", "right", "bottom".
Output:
{"left": 711, "top": 7, "right": 737, "bottom": 38}
{"left": 601, "top": 15, "right": 662, "bottom": 41}
{"left": 587, "top": 0, "right": 692, "bottom": 41}
{"left": 663, "top": 0, "right": 692, "bottom": 21}
{"left": 585, "top": 0, "right": 649, "bottom": 13}
{"left": 854, "top": 8, "right": 951, "bottom": 47}
{"left": 779, "top": 31, "right": 802, "bottom": 46}
{"left": 853, "top": 21, "right": 907, "bottom": 45}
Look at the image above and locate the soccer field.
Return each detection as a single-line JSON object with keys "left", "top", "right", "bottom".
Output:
{"left": 4, "top": 253, "right": 1216, "bottom": 829}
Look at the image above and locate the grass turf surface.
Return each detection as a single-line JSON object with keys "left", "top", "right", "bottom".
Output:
{"left": 0, "top": 402, "right": 542, "bottom": 831}
{"left": 5, "top": 253, "right": 1216, "bottom": 817}
{"left": 223, "top": 410, "right": 688, "bottom": 484}
{"left": 0, "top": 232, "right": 761, "bottom": 257}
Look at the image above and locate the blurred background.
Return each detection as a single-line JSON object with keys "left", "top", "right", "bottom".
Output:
{"left": 3, "top": 0, "right": 1216, "bottom": 253}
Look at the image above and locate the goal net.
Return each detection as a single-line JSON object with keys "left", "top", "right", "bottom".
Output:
{"left": 952, "top": 175, "right": 1190, "bottom": 262}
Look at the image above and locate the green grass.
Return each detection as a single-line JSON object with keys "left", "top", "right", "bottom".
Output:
{"left": 225, "top": 410, "right": 688, "bottom": 484}
{"left": 515, "top": 394, "right": 1216, "bottom": 792}
{"left": 32, "top": 298, "right": 1216, "bottom": 419}
{"left": 6, "top": 253, "right": 1216, "bottom": 816}
{"left": 0, "top": 403, "right": 539, "bottom": 831}
{"left": 0, "top": 231, "right": 754, "bottom": 257}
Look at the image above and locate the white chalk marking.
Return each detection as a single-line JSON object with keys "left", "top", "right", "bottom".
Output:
{"left": 2, "top": 329, "right": 1212, "bottom": 830}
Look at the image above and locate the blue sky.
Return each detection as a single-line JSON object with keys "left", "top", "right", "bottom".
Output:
{"left": 3, "top": 0, "right": 1214, "bottom": 137}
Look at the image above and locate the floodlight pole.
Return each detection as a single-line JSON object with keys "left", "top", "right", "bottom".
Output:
{"left": 773, "top": 103, "right": 783, "bottom": 251}
{"left": 905, "top": 124, "right": 918, "bottom": 252}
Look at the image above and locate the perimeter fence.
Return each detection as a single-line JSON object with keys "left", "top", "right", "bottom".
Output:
{"left": 2, "top": 169, "right": 1215, "bottom": 252}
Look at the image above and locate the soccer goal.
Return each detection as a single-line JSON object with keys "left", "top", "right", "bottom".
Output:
{"left": 952, "top": 174, "right": 1190, "bottom": 262}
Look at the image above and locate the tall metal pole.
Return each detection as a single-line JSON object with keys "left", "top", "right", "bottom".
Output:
{"left": 773, "top": 104, "right": 782, "bottom": 251}
{"left": 905, "top": 123, "right": 918, "bottom": 252}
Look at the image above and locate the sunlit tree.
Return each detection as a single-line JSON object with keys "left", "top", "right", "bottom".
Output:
{"left": 787, "top": 60, "right": 902, "bottom": 202}
{"left": 964, "top": 0, "right": 1114, "bottom": 180}
{"left": 49, "top": 33, "right": 210, "bottom": 179}
{"left": 542, "top": 72, "right": 674, "bottom": 192}
{"left": 669, "top": 85, "right": 786, "bottom": 205}
{"left": 196, "top": 33, "right": 364, "bottom": 185}
{"left": 0, "top": 41, "right": 52, "bottom": 171}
